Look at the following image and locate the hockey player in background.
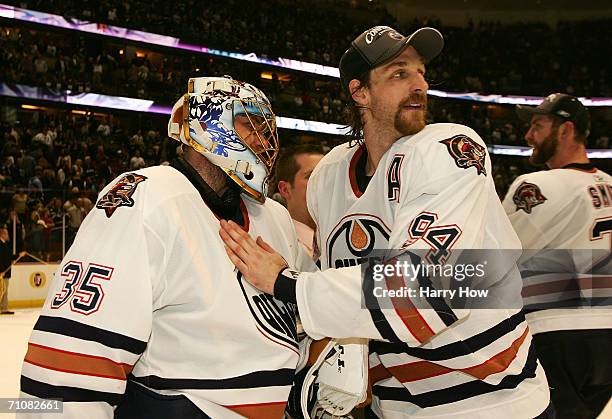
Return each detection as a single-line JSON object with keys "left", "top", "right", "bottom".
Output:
{"left": 274, "top": 144, "right": 325, "bottom": 259}
{"left": 503, "top": 93, "right": 612, "bottom": 419}
{"left": 220, "top": 26, "right": 552, "bottom": 418}
{"left": 20, "top": 76, "right": 316, "bottom": 418}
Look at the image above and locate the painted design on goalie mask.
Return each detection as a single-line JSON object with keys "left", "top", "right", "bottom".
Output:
{"left": 187, "top": 93, "right": 247, "bottom": 158}
{"left": 168, "top": 76, "right": 279, "bottom": 203}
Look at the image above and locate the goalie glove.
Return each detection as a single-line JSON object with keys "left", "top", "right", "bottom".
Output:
{"left": 300, "top": 338, "right": 369, "bottom": 418}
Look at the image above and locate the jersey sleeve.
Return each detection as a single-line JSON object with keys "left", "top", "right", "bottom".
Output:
{"left": 19, "top": 176, "right": 160, "bottom": 418}
{"left": 297, "top": 126, "right": 506, "bottom": 345}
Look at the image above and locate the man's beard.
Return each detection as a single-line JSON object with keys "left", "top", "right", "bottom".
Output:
{"left": 530, "top": 127, "right": 558, "bottom": 166}
{"left": 394, "top": 93, "right": 427, "bottom": 136}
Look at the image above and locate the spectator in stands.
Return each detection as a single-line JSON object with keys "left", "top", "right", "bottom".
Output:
{"left": 4, "top": 210, "right": 24, "bottom": 255}
{"left": 129, "top": 149, "right": 146, "bottom": 170}
{"left": 0, "top": 225, "right": 15, "bottom": 315}
{"left": 1, "top": 156, "right": 19, "bottom": 186}
{"left": 27, "top": 203, "right": 48, "bottom": 259}
{"left": 97, "top": 118, "right": 111, "bottom": 137}
{"left": 63, "top": 193, "right": 85, "bottom": 247}
{"left": 11, "top": 188, "right": 28, "bottom": 220}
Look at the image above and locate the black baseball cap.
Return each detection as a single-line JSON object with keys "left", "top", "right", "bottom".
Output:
{"left": 516, "top": 93, "right": 590, "bottom": 137}
{"left": 339, "top": 26, "right": 444, "bottom": 96}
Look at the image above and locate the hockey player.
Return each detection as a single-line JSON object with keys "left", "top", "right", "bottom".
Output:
{"left": 220, "top": 26, "right": 551, "bottom": 418}
{"left": 275, "top": 144, "right": 325, "bottom": 259}
{"left": 503, "top": 93, "right": 612, "bottom": 418}
{"left": 20, "top": 76, "right": 316, "bottom": 418}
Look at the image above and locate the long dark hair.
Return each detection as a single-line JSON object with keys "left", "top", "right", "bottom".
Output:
{"left": 342, "top": 71, "right": 371, "bottom": 148}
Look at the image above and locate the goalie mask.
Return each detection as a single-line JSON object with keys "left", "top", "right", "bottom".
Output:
{"left": 168, "top": 76, "right": 279, "bottom": 203}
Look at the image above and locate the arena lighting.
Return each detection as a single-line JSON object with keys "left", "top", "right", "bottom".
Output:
{"left": 0, "top": 4, "right": 338, "bottom": 78}
{"left": 260, "top": 71, "right": 292, "bottom": 81}
{"left": 427, "top": 90, "right": 612, "bottom": 107}
{"left": 2, "top": 4, "right": 612, "bottom": 107}
{"left": 20, "top": 104, "right": 42, "bottom": 110}
{"left": 2, "top": 83, "right": 611, "bottom": 159}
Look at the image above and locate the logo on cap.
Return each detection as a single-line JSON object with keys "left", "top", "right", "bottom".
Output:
{"left": 545, "top": 94, "right": 559, "bottom": 103}
{"left": 365, "top": 26, "right": 399, "bottom": 44}
{"left": 388, "top": 31, "right": 403, "bottom": 41}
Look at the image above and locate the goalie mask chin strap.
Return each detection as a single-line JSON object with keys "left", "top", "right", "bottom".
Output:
{"left": 170, "top": 157, "right": 245, "bottom": 226}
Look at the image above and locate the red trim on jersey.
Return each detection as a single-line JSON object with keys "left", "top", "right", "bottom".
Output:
{"left": 522, "top": 276, "right": 612, "bottom": 298}
{"left": 255, "top": 325, "right": 299, "bottom": 355}
{"left": 564, "top": 167, "right": 597, "bottom": 173}
{"left": 239, "top": 199, "right": 250, "bottom": 232}
{"left": 384, "top": 327, "right": 529, "bottom": 383}
{"left": 224, "top": 401, "right": 287, "bottom": 419}
{"left": 384, "top": 263, "right": 435, "bottom": 343}
{"left": 370, "top": 363, "right": 393, "bottom": 385}
{"left": 24, "top": 342, "right": 133, "bottom": 380}
{"left": 349, "top": 145, "right": 366, "bottom": 198}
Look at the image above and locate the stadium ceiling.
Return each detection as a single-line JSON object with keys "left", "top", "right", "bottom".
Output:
{"left": 373, "top": 0, "right": 612, "bottom": 25}
{"left": 377, "top": 0, "right": 612, "bottom": 10}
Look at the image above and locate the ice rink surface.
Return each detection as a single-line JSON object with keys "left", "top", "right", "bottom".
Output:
{"left": 1, "top": 309, "right": 610, "bottom": 418}
{"left": 1, "top": 309, "right": 39, "bottom": 419}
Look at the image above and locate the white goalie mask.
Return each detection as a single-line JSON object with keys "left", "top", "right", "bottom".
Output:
{"left": 168, "top": 76, "right": 279, "bottom": 203}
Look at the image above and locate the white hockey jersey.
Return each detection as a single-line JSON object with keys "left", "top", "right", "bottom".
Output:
{"left": 503, "top": 164, "right": 612, "bottom": 334}
{"left": 20, "top": 164, "right": 315, "bottom": 418}
{"left": 297, "top": 123, "right": 549, "bottom": 418}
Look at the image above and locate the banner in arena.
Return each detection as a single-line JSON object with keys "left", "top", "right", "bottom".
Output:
{"left": 0, "top": 4, "right": 340, "bottom": 78}
{"left": 2, "top": 3, "right": 612, "bottom": 107}
{"left": 2, "top": 82, "right": 611, "bottom": 158}
{"left": 7, "top": 263, "right": 59, "bottom": 308}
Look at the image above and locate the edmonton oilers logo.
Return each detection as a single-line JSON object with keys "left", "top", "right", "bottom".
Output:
{"left": 326, "top": 214, "right": 390, "bottom": 268}
{"left": 236, "top": 271, "right": 298, "bottom": 352}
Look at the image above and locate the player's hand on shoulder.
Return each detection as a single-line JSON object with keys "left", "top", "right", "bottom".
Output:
{"left": 219, "top": 220, "right": 287, "bottom": 294}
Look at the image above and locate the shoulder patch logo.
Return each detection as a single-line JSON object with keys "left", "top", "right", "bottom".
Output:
{"left": 440, "top": 134, "right": 487, "bottom": 176}
{"left": 96, "top": 173, "right": 147, "bottom": 218}
{"left": 513, "top": 181, "right": 547, "bottom": 214}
